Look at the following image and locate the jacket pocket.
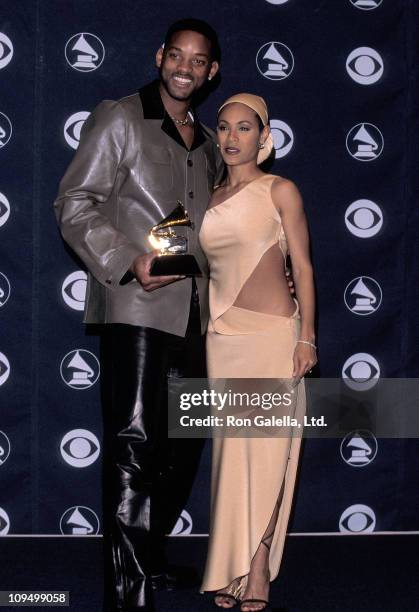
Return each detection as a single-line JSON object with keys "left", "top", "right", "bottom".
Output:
{"left": 140, "top": 145, "right": 174, "bottom": 192}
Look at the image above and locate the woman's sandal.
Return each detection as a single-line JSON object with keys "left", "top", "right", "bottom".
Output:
{"left": 214, "top": 576, "right": 245, "bottom": 608}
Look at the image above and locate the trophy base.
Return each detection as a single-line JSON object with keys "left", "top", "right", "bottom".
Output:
{"left": 150, "top": 254, "right": 202, "bottom": 276}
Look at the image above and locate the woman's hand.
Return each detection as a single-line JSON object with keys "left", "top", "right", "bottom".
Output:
{"left": 292, "top": 342, "right": 317, "bottom": 380}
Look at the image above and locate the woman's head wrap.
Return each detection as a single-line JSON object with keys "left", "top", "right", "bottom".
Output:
{"left": 217, "top": 93, "right": 274, "bottom": 164}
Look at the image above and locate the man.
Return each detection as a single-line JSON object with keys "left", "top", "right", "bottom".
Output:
{"left": 54, "top": 19, "right": 222, "bottom": 612}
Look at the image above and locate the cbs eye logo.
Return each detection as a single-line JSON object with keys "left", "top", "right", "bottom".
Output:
{"left": 350, "top": 0, "right": 383, "bottom": 10}
{"left": 64, "top": 111, "right": 90, "bottom": 149}
{"left": 60, "top": 429, "right": 100, "bottom": 468}
{"left": 171, "top": 509, "right": 193, "bottom": 535}
{"left": 0, "top": 192, "right": 11, "bottom": 228}
{"left": 0, "top": 507, "right": 10, "bottom": 535}
{"left": 62, "top": 271, "right": 87, "bottom": 311}
{"left": 339, "top": 504, "right": 376, "bottom": 533}
{"left": 345, "top": 199, "right": 383, "bottom": 238}
{"left": 269, "top": 119, "right": 294, "bottom": 159}
{"left": 342, "top": 353, "right": 380, "bottom": 391}
{"left": 0, "top": 33, "right": 13, "bottom": 70}
{"left": 0, "top": 352, "right": 10, "bottom": 387}
{"left": 346, "top": 47, "right": 383, "bottom": 85}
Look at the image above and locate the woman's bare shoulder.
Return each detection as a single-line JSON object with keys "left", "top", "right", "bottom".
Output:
{"left": 269, "top": 175, "right": 303, "bottom": 212}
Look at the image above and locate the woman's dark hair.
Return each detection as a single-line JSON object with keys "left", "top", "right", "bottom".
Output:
{"left": 164, "top": 18, "right": 221, "bottom": 64}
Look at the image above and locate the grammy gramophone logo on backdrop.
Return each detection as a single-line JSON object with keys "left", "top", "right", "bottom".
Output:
{"left": 65, "top": 33, "right": 105, "bottom": 72}
{"left": 346, "top": 123, "right": 384, "bottom": 161}
{"left": 0, "top": 430, "right": 11, "bottom": 467}
{"left": 0, "top": 112, "right": 12, "bottom": 149}
{"left": 344, "top": 276, "right": 382, "bottom": 315}
{"left": 60, "top": 349, "right": 100, "bottom": 389}
{"left": 0, "top": 272, "right": 11, "bottom": 308}
{"left": 256, "top": 42, "right": 294, "bottom": 80}
{"left": 340, "top": 430, "right": 378, "bottom": 467}
{"left": 60, "top": 506, "right": 100, "bottom": 535}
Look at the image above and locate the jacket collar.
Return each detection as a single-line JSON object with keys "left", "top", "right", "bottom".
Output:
{"left": 138, "top": 79, "right": 207, "bottom": 151}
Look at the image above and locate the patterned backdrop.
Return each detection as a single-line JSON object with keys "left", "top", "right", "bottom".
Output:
{"left": 0, "top": 0, "right": 418, "bottom": 537}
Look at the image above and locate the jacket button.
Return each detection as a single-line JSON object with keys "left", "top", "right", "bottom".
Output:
{"left": 106, "top": 280, "right": 112, "bottom": 285}
{"left": 187, "top": 159, "right": 193, "bottom": 167}
{"left": 188, "top": 190, "right": 194, "bottom": 198}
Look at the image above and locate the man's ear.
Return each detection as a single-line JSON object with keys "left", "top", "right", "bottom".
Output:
{"left": 156, "top": 46, "right": 164, "bottom": 68}
{"left": 208, "top": 61, "right": 219, "bottom": 81}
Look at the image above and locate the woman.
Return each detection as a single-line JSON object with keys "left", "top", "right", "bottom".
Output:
{"left": 199, "top": 94, "right": 317, "bottom": 611}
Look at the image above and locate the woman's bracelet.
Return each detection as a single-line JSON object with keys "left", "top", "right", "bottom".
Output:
{"left": 297, "top": 340, "right": 317, "bottom": 350}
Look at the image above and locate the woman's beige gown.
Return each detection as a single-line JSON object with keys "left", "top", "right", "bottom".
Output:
{"left": 198, "top": 173, "right": 305, "bottom": 592}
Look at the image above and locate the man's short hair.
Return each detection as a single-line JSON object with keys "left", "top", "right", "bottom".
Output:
{"left": 164, "top": 18, "right": 221, "bottom": 64}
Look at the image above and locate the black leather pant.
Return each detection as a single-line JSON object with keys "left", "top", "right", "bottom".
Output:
{"left": 101, "top": 285, "right": 206, "bottom": 611}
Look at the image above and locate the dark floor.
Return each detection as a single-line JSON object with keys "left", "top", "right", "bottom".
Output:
{"left": 0, "top": 535, "right": 418, "bottom": 611}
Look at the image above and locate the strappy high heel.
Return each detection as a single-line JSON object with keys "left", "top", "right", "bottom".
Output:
{"left": 214, "top": 576, "right": 245, "bottom": 609}
{"left": 240, "top": 540, "right": 271, "bottom": 612}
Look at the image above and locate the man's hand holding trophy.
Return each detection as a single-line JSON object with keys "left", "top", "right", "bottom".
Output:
{"left": 130, "top": 201, "right": 201, "bottom": 292}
